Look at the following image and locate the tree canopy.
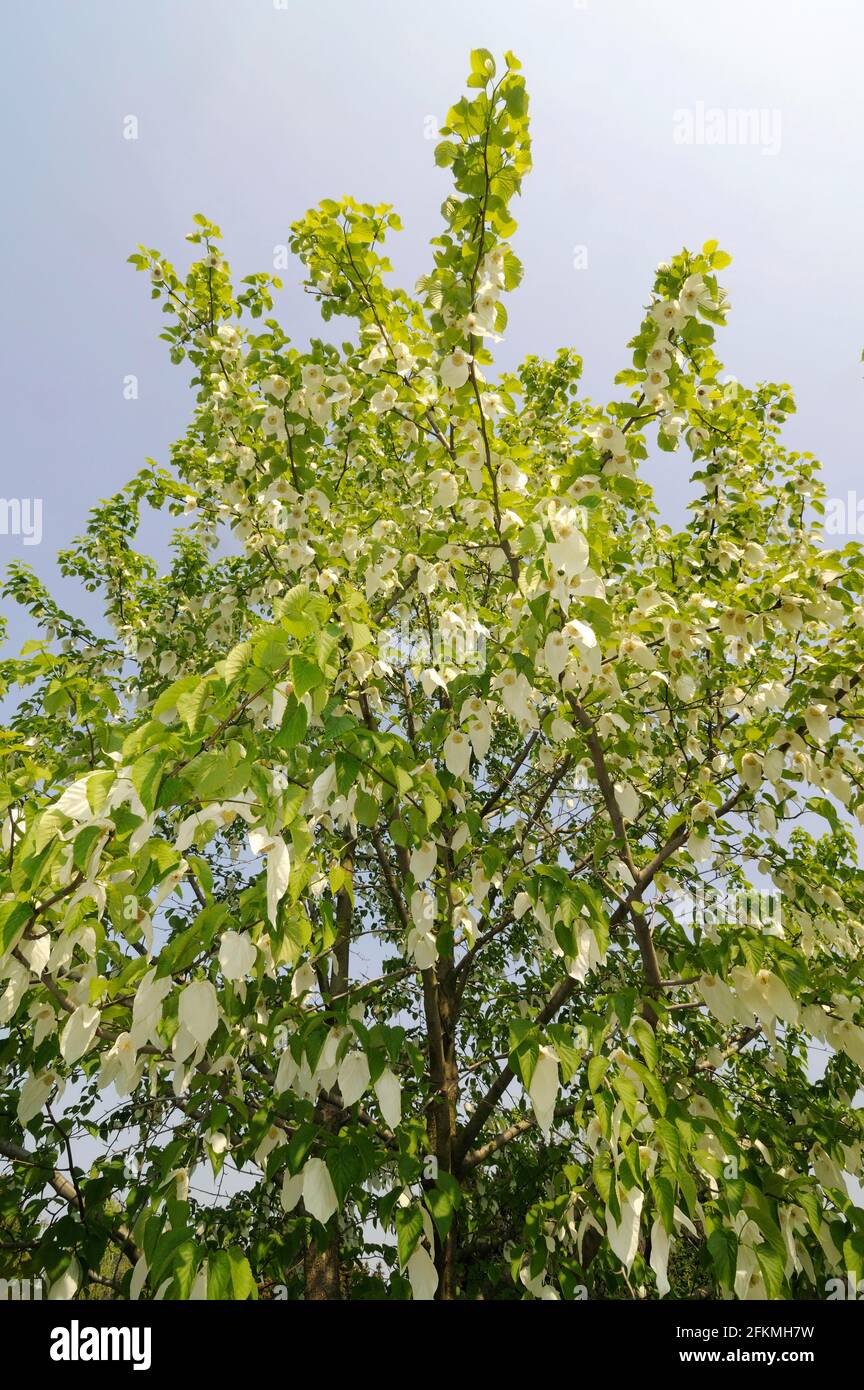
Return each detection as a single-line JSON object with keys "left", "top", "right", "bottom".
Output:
{"left": 2, "top": 48, "right": 864, "bottom": 1302}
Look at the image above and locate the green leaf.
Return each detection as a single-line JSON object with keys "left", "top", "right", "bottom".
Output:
{"left": 276, "top": 697, "right": 308, "bottom": 750}
{"left": 755, "top": 1242, "right": 785, "bottom": 1299}
{"left": 843, "top": 1232, "right": 864, "bottom": 1284}
{"left": 425, "top": 1172, "right": 461, "bottom": 1242}
{"left": 650, "top": 1173, "right": 676, "bottom": 1235}
{"left": 546, "top": 1024, "right": 584, "bottom": 1084}
{"left": 0, "top": 899, "right": 30, "bottom": 956}
{"left": 253, "top": 633, "right": 292, "bottom": 672}
{"left": 509, "top": 1019, "right": 540, "bottom": 1088}
{"left": 86, "top": 769, "right": 115, "bottom": 815}
{"left": 277, "top": 585, "right": 329, "bottom": 638}
{"left": 707, "top": 1226, "right": 737, "bottom": 1290}
{"left": 224, "top": 641, "right": 253, "bottom": 685}
{"left": 612, "top": 989, "right": 635, "bottom": 1029}
{"left": 206, "top": 1249, "right": 233, "bottom": 1300}
{"left": 131, "top": 748, "right": 168, "bottom": 814}
{"left": 587, "top": 1055, "right": 609, "bottom": 1093}
{"left": 655, "top": 1118, "right": 682, "bottom": 1175}
{"left": 151, "top": 675, "right": 199, "bottom": 719}
{"left": 395, "top": 1204, "right": 424, "bottom": 1267}
{"left": 187, "top": 853, "right": 213, "bottom": 899}
{"left": 503, "top": 81, "right": 528, "bottom": 118}
{"left": 185, "top": 750, "right": 247, "bottom": 801}
{"left": 326, "top": 1144, "right": 364, "bottom": 1205}
{"left": 157, "top": 903, "right": 226, "bottom": 976}
{"left": 422, "top": 791, "right": 442, "bottom": 827}
{"left": 630, "top": 1017, "right": 658, "bottom": 1072}
{"left": 176, "top": 682, "right": 210, "bottom": 732}
{"left": 227, "top": 1247, "right": 258, "bottom": 1300}
{"left": 150, "top": 1224, "right": 195, "bottom": 1288}
{"left": 167, "top": 1240, "right": 199, "bottom": 1300}
{"left": 469, "top": 48, "right": 496, "bottom": 79}
{"left": 354, "top": 789, "right": 379, "bottom": 827}
{"left": 434, "top": 140, "right": 457, "bottom": 167}
{"left": 72, "top": 824, "right": 104, "bottom": 874}
{"left": 290, "top": 655, "right": 323, "bottom": 698}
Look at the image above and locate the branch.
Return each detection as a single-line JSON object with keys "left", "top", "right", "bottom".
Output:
{"left": 454, "top": 786, "right": 746, "bottom": 1164}
{"left": 0, "top": 1137, "right": 140, "bottom": 1263}
{"left": 479, "top": 731, "right": 540, "bottom": 818}
{"left": 462, "top": 1100, "right": 575, "bottom": 1170}
{"left": 568, "top": 697, "right": 635, "bottom": 875}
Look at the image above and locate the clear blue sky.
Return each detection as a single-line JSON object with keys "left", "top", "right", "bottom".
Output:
{"left": 1, "top": 0, "right": 863, "bottom": 653}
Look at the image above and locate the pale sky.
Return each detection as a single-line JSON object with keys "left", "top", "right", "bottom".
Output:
{"left": 2, "top": 0, "right": 863, "bottom": 658}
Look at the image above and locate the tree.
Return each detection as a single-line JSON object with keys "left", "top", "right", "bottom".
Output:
{"left": 2, "top": 47, "right": 864, "bottom": 1303}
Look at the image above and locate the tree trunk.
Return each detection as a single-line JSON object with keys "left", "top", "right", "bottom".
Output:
{"left": 396, "top": 838, "right": 462, "bottom": 1299}
{"left": 301, "top": 839, "right": 353, "bottom": 1301}
{"left": 304, "top": 1231, "right": 342, "bottom": 1300}
{"left": 433, "top": 954, "right": 460, "bottom": 1300}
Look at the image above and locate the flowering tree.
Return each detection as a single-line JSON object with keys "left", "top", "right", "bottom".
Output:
{"left": 3, "top": 49, "right": 864, "bottom": 1303}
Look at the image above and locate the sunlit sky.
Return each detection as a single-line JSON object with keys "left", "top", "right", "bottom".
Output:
{"left": 2, "top": 0, "right": 863, "bottom": 654}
